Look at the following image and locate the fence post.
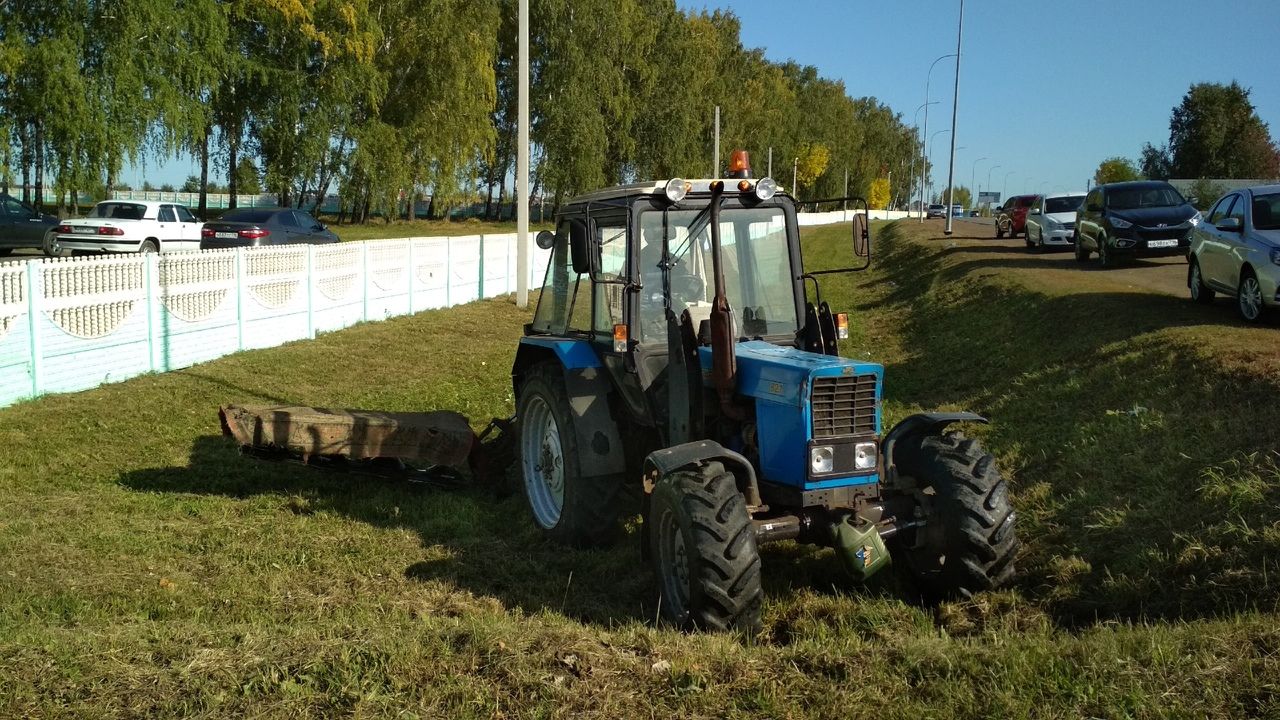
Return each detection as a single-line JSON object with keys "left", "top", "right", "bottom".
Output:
{"left": 25, "top": 260, "right": 43, "bottom": 399}
{"left": 407, "top": 239, "right": 415, "bottom": 315}
{"left": 361, "top": 241, "right": 370, "bottom": 321}
{"left": 235, "top": 248, "right": 246, "bottom": 351}
{"left": 477, "top": 234, "right": 486, "bottom": 299}
{"left": 306, "top": 244, "right": 316, "bottom": 339}
{"left": 145, "top": 253, "right": 160, "bottom": 372}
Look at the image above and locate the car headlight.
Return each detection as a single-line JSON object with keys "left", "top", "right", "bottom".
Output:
{"left": 810, "top": 446, "right": 834, "bottom": 474}
{"left": 1109, "top": 216, "right": 1133, "bottom": 230}
{"left": 1189, "top": 211, "right": 1203, "bottom": 227}
{"left": 1270, "top": 249, "right": 1280, "bottom": 267}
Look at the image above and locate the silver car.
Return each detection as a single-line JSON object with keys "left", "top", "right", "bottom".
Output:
{"left": 1024, "top": 192, "right": 1085, "bottom": 251}
{"left": 1188, "top": 185, "right": 1280, "bottom": 322}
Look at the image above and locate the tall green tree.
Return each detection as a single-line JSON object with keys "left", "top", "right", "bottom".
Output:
{"left": 1094, "top": 156, "right": 1142, "bottom": 185}
{"left": 1166, "top": 81, "right": 1279, "bottom": 179}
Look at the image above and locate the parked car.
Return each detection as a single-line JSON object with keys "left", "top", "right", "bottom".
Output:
{"left": 926, "top": 203, "right": 947, "bottom": 219}
{"left": 968, "top": 208, "right": 982, "bottom": 217}
{"left": 950, "top": 204, "right": 963, "bottom": 217}
{"left": 1074, "top": 181, "right": 1199, "bottom": 268}
{"left": 1024, "top": 192, "right": 1086, "bottom": 251}
{"left": 995, "top": 195, "right": 1037, "bottom": 238}
{"left": 1188, "top": 185, "right": 1280, "bottom": 322}
{"left": 200, "top": 208, "right": 339, "bottom": 249}
{"left": 0, "top": 193, "right": 61, "bottom": 256}
{"left": 55, "top": 200, "right": 202, "bottom": 254}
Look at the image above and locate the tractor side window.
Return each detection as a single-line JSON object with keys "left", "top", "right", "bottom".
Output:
{"left": 531, "top": 222, "right": 592, "bottom": 336}
{"left": 593, "top": 222, "right": 627, "bottom": 334}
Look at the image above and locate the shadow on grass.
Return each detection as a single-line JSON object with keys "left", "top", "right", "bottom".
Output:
{"left": 859, "top": 222, "right": 1280, "bottom": 627}
{"left": 118, "top": 437, "right": 890, "bottom": 631}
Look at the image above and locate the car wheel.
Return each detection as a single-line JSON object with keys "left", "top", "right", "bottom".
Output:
{"left": 1188, "top": 257, "right": 1215, "bottom": 304}
{"left": 1237, "top": 268, "right": 1266, "bottom": 323}
{"left": 139, "top": 239, "right": 159, "bottom": 254}
{"left": 995, "top": 220, "right": 1006, "bottom": 239}
{"left": 1073, "top": 232, "right": 1090, "bottom": 262}
{"left": 1024, "top": 227, "right": 1035, "bottom": 249}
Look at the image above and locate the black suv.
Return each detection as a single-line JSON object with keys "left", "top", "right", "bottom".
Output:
{"left": 1074, "top": 181, "right": 1199, "bottom": 267}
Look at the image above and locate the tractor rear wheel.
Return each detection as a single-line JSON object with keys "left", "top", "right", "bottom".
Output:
{"left": 650, "top": 461, "right": 762, "bottom": 633}
{"left": 890, "top": 432, "right": 1018, "bottom": 601}
{"left": 516, "top": 363, "right": 623, "bottom": 546}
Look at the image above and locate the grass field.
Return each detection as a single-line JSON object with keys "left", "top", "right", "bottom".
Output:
{"left": 2, "top": 220, "right": 1279, "bottom": 717}
{"left": 326, "top": 218, "right": 552, "bottom": 243}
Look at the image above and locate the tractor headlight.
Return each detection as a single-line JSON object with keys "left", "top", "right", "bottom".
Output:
{"left": 664, "top": 178, "right": 689, "bottom": 203}
{"left": 755, "top": 177, "right": 778, "bottom": 201}
{"left": 855, "top": 442, "right": 877, "bottom": 470}
{"left": 810, "top": 446, "right": 834, "bottom": 474}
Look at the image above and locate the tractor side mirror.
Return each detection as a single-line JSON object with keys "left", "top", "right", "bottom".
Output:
{"left": 568, "top": 218, "right": 596, "bottom": 274}
{"left": 853, "top": 212, "right": 870, "bottom": 258}
{"left": 535, "top": 229, "right": 556, "bottom": 250}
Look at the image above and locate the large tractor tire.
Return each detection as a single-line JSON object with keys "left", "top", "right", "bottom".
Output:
{"left": 516, "top": 362, "right": 623, "bottom": 546}
{"left": 650, "top": 461, "right": 762, "bottom": 633}
{"left": 890, "top": 432, "right": 1018, "bottom": 601}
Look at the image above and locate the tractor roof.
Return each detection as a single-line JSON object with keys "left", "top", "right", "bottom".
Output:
{"left": 564, "top": 178, "right": 791, "bottom": 208}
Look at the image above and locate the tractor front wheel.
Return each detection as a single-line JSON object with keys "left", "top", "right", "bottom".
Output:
{"left": 650, "top": 461, "right": 762, "bottom": 632}
{"left": 890, "top": 432, "right": 1019, "bottom": 601}
{"left": 516, "top": 363, "right": 623, "bottom": 546}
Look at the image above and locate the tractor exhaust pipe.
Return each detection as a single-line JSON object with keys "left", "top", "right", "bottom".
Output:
{"left": 707, "top": 180, "right": 744, "bottom": 421}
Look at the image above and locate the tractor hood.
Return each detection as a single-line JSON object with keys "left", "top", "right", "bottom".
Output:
{"left": 699, "top": 341, "right": 883, "bottom": 408}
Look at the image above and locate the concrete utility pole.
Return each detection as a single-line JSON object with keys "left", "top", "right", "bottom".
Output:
{"left": 793, "top": 157, "right": 798, "bottom": 197}
{"left": 943, "top": 0, "right": 964, "bottom": 236}
{"left": 768, "top": 147, "right": 773, "bottom": 178}
{"left": 843, "top": 168, "right": 848, "bottom": 211}
{"left": 515, "top": 0, "right": 530, "bottom": 308}
{"left": 713, "top": 106, "right": 720, "bottom": 176}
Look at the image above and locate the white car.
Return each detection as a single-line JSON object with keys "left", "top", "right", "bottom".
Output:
{"left": 1024, "top": 192, "right": 1086, "bottom": 251}
{"left": 54, "top": 200, "right": 202, "bottom": 254}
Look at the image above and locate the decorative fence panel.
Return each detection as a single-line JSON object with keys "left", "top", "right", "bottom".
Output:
{"left": 0, "top": 210, "right": 859, "bottom": 408}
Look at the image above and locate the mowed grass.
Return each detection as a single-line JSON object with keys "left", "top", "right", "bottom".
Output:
{"left": 325, "top": 218, "right": 552, "bottom": 242}
{"left": 1, "top": 221, "right": 1279, "bottom": 717}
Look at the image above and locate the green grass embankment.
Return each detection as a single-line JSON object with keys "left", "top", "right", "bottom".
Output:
{"left": 0, "top": 220, "right": 1277, "bottom": 717}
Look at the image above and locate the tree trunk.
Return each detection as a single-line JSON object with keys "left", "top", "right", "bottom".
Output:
{"left": 425, "top": 194, "right": 435, "bottom": 221}
{"left": 19, "top": 125, "right": 31, "bottom": 205}
{"left": 198, "top": 123, "right": 211, "bottom": 220}
{"left": 33, "top": 122, "right": 44, "bottom": 212}
{"left": 227, "top": 134, "right": 239, "bottom": 209}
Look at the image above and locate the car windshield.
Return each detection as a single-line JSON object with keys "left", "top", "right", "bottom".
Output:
{"left": 222, "top": 210, "right": 274, "bottom": 223}
{"left": 90, "top": 202, "right": 147, "bottom": 220}
{"left": 929, "top": 204, "right": 944, "bottom": 210}
{"left": 1045, "top": 195, "right": 1085, "bottom": 214}
{"left": 1253, "top": 193, "right": 1280, "bottom": 231}
{"left": 1108, "top": 186, "right": 1185, "bottom": 210}
{"left": 637, "top": 206, "right": 796, "bottom": 342}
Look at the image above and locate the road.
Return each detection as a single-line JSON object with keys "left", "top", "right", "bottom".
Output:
{"left": 919, "top": 217, "right": 1191, "bottom": 299}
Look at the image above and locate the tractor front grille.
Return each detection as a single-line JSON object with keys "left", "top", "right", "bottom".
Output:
{"left": 811, "top": 374, "right": 877, "bottom": 438}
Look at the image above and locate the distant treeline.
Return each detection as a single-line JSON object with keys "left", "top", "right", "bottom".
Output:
{"left": 0, "top": 1, "right": 920, "bottom": 220}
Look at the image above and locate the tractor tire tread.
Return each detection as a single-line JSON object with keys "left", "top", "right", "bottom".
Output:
{"left": 892, "top": 432, "right": 1020, "bottom": 601}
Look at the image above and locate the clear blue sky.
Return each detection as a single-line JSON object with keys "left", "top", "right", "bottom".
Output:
{"left": 137, "top": 0, "right": 1280, "bottom": 199}
{"left": 676, "top": 0, "right": 1280, "bottom": 198}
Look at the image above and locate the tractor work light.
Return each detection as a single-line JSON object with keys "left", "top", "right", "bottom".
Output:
{"left": 613, "top": 323, "right": 628, "bottom": 353}
{"left": 754, "top": 177, "right": 778, "bottom": 201}
{"left": 835, "top": 313, "right": 849, "bottom": 340}
{"left": 664, "top": 178, "right": 689, "bottom": 203}
{"left": 810, "top": 446, "right": 835, "bottom": 474}
{"left": 738, "top": 179, "right": 752, "bottom": 192}
{"left": 854, "top": 442, "right": 877, "bottom": 470}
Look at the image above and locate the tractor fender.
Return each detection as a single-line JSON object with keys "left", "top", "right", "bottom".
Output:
{"left": 513, "top": 340, "right": 626, "bottom": 479}
{"left": 642, "top": 440, "right": 762, "bottom": 508}
{"left": 882, "top": 411, "right": 988, "bottom": 478}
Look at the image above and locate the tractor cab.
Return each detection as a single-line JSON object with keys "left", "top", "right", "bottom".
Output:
{"left": 513, "top": 152, "right": 1018, "bottom": 632}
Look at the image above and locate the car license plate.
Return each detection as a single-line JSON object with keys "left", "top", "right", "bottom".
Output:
{"left": 215, "top": 232, "right": 236, "bottom": 239}
{"left": 1148, "top": 239, "right": 1178, "bottom": 249}
{"left": 73, "top": 227, "right": 96, "bottom": 234}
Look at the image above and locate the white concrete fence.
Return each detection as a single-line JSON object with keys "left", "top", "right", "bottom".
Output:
{"left": 0, "top": 210, "right": 898, "bottom": 408}
{"left": 0, "top": 234, "right": 552, "bottom": 408}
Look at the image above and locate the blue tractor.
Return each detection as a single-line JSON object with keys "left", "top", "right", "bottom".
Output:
{"left": 512, "top": 153, "right": 1018, "bottom": 631}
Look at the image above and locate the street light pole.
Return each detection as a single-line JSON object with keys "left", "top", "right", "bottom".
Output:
{"left": 515, "top": 0, "right": 530, "bottom": 308}
{"left": 986, "top": 164, "right": 1001, "bottom": 200}
{"left": 1003, "top": 170, "right": 1016, "bottom": 199}
{"left": 919, "top": 53, "right": 956, "bottom": 223}
{"left": 970, "top": 156, "right": 987, "bottom": 209}
{"left": 943, "top": 0, "right": 965, "bottom": 237}
{"left": 910, "top": 101, "right": 937, "bottom": 217}
{"left": 928, "top": 129, "right": 950, "bottom": 204}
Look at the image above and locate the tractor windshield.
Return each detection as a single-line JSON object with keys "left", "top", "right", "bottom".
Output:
{"left": 637, "top": 207, "right": 797, "bottom": 343}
